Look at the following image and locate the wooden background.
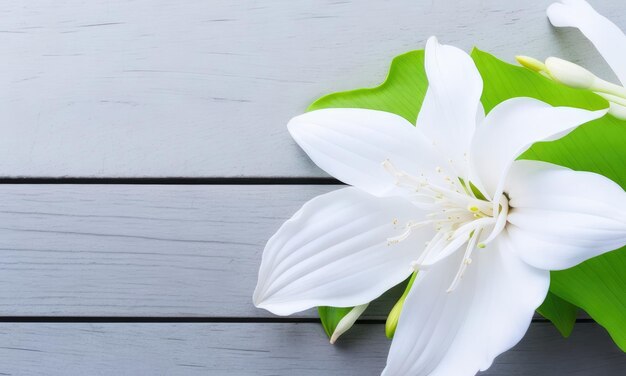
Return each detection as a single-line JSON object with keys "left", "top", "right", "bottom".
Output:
{"left": 0, "top": 0, "right": 624, "bottom": 374}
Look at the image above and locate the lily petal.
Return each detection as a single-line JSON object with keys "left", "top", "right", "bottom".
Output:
{"left": 288, "top": 108, "right": 450, "bottom": 197}
{"left": 382, "top": 232, "right": 549, "bottom": 376}
{"left": 254, "top": 187, "right": 432, "bottom": 316}
{"left": 506, "top": 160, "right": 626, "bottom": 270}
{"left": 548, "top": 0, "right": 626, "bottom": 85}
{"left": 469, "top": 97, "right": 606, "bottom": 200}
{"left": 417, "top": 36, "right": 483, "bottom": 178}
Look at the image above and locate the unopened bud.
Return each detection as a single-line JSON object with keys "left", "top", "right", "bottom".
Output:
{"left": 516, "top": 55, "right": 547, "bottom": 73}
{"left": 521, "top": 56, "right": 626, "bottom": 120}
{"left": 385, "top": 296, "right": 404, "bottom": 339}
{"left": 385, "top": 273, "right": 417, "bottom": 339}
{"left": 545, "top": 57, "right": 597, "bottom": 90}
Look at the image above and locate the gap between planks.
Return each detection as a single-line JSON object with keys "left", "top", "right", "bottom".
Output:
{"left": 0, "top": 177, "right": 342, "bottom": 185}
{"left": 0, "top": 317, "right": 595, "bottom": 324}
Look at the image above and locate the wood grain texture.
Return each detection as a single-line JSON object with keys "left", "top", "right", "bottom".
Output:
{"left": 0, "top": 322, "right": 622, "bottom": 375}
{"left": 2, "top": 1, "right": 624, "bottom": 372}
{"left": 0, "top": 184, "right": 592, "bottom": 320}
{"left": 0, "top": 184, "right": 353, "bottom": 317}
{"left": 1, "top": 0, "right": 624, "bottom": 177}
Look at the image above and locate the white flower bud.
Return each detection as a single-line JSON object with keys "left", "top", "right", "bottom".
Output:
{"left": 515, "top": 55, "right": 547, "bottom": 73}
{"left": 385, "top": 294, "right": 405, "bottom": 339}
{"left": 545, "top": 57, "right": 597, "bottom": 90}
{"left": 385, "top": 272, "right": 418, "bottom": 339}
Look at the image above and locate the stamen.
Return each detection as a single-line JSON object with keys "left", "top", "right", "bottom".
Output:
{"left": 447, "top": 228, "right": 482, "bottom": 292}
{"left": 422, "top": 183, "right": 492, "bottom": 214}
{"left": 387, "top": 220, "right": 434, "bottom": 245}
{"left": 413, "top": 231, "right": 446, "bottom": 269}
{"left": 382, "top": 158, "right": 510, "bottom": 290}
{"left": 382, "top": 160, "right": 428, "bottom": 189}
{"left": 415, "top": 217, "right": 494, "bottom": 269}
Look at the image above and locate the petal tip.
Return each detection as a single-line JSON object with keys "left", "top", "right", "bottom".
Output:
{"left": 426, "top": 35, "right": 439, "bottom": 46}
{"left": 425, "top": 36, "right": 440, "bottom": 55}
{"left": 286, "top": 113, "right": 304, "bottom": 135}
{"left": 252, "top": 288, "right": 266, "bottom": 308}
{"left": 546, "top": 3, "right": 564, "bottom": 26}
{"left": 252, "top": 282, "right": 275, "bottom": 311}
{"left": 547, "top": 0, "right": 600, "bottom": 28}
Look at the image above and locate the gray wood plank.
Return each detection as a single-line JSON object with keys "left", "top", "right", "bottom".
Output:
{"left": 0, "top": 184, "right": 364, "bottom": 317}
{"left": 0, "top": 322, "right": 621, "bottom": 375}
{"left": 0, "top": 184, "right": 593, "bottom": 319}
{"left": 0, "top": 0, "right": 623, "bottom": 177}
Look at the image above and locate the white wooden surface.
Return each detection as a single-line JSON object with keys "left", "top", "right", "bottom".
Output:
{"left": 1, "top": 0, "right": 624, "bottom": 375}
{"left": 0, "top": 184, "right": 586, "bottom": 319}
{"left": 0, "top": 323, "right": 623, "bottom": 376}
{"left": 0, "top": 184, "right": 350, "bottom": 317}
{"left": 0, "top": 0, "right": 624, "bottom": 177}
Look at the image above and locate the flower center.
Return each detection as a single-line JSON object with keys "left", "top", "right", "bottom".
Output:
{"left": 383, "top": 159, "right": 509, "bottom": 291}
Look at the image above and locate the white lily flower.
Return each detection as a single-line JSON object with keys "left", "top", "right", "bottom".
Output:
{"left": 253, "top": 36, "right": 625, "bottom": 375}
{"left": 547, "top": 0, "right": 626, "bottom": 119}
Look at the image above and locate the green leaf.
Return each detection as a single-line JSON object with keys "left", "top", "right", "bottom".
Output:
{"left": 523, "top": 113, "right": 626, "bottom": 188}
{"left": 318, "top": 306, "right": 354, "bottom": 338}
{"left": 550, "top": 247, "right": 626, "bottom": 351}
{"left": 536, "top": 291, "right": 579, "bottom": 338}
{"left": 309, "top": 47, "right": 626, "bottom": 350}
{"left": 308, "top": 50, "right": 428, "bottom": 123}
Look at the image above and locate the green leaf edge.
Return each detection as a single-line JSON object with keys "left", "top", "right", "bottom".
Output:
{"left": 308, "top": 50, "right": 428, "bottom": 123}
{"left": 536, "top": 291, "right": 579, "bottom": 338}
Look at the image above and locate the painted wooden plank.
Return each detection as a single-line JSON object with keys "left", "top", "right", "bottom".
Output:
{"left": 0, "top": 322, "right": 622, "bottom": 375}
{"left": 0, "top": 0, "right": 623, "bottom": 177}
{"left": 0, "top": 184, "right": 365, "bottom": 317}
{"left": 0, "top": 184, "right": 594, "bottom": 320}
